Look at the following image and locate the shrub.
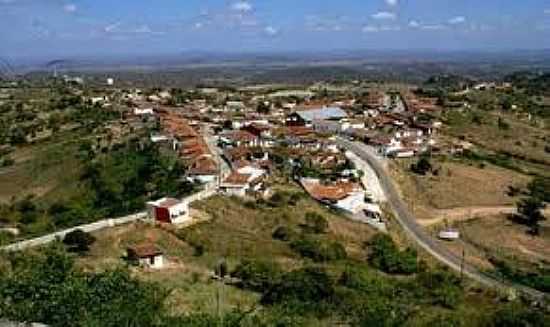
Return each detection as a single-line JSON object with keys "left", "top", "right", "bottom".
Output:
{"left": 490, "top": 304, "right": 547, "bottom": 327}
{"left": 261, "top": 266, "right": 334, "bottom": 305}
{"left": 272, "top": 226, "right": 295, "bottom": 241}
{"left": 367, "top": 234, "right": 418, "bottom": 275}
{"left": 416, "top": 269, "right": 463, "bottom": 309}
{"left": 304, "top": 212, "right": 329, "bottom": 234}
{"left": 231, "top": 259, "right": 282, "bottom": 292}
{"left": 63, "top": 229, "right": 96, "bottom": 253}
{"left": 290, "top": 236, "right": 347, "bottom": 262}
{"left": 411, "top": 157, "right": 432, "bottom": 175}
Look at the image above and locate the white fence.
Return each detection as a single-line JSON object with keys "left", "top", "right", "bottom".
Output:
{"left": 2, "top": 183, "right": 220, "bottom": 252}
{"left": 2, "top": 212, "right": 147, "bottom": 252}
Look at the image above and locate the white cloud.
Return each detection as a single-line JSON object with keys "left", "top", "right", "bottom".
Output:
{"left": 371, "top": 11, "right": 396, "bottom": 20}
{"left": 421, "top": 24, "right": 446, "bottom": 30}
{"left": 408, "top": 20, "right": 420, "bottom": 28}
{"left": 264, "top": 25, "right": 279, "bottom": 36}
{"left": 104, "top": 22, "right": 121, "bottom": 33}
{"left": 448, "top": 16, "right": 466, "bottom": 25}
{"left": 380, "top": 25, "right": 400, "bottom": 31}
{"left": 385, "top": 0, "right": 398, "bottom": 6}
{"left": 362, "top": 25, "right": 379, "bottom": 33}
{"left": 231, "top": 1, "right": 253, "bottom": 13}
{"left": 63, "top": 3, "right": 77, "bottom": 13}
{"left": 362, "top": 24, "right": 400, "bottom": 32}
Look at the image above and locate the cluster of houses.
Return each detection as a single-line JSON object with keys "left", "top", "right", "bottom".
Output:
{"left": 126, "top": 88, "right": 445, "bottom": 232}
{"left": 103, "top": 86, "right": 449, "bottom": 270}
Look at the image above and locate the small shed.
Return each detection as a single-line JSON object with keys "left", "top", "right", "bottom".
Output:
{"left": 127, "top": 243, "right": 164, "bottom": 269}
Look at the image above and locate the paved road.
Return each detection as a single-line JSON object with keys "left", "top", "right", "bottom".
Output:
{"left": 201, "top": 124, "right": 231, "bottom": 178}
{"left": 337, "top": 138, "right": 547, "bottom": 301}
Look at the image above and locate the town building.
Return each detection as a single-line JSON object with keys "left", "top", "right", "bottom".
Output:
{"left": 146, "top": 197, "right": 189, "bottom": 224}
{"left": 286, "top": 107, "right": 348, "bottom": 127}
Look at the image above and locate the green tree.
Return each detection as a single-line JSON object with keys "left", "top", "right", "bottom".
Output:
{"left": 517, "top": 196, "right": 546, "bottom": 235}
{"left": 261, "top": 266, "right": 334, "bottom": 306}
{"left": 411, "top": 156, "right": 432, "bottom": 175}
{"left": 231, "top": 260, "right": 282, "bottom": 292}
{"left": 0, "top": 246, "right": 167, "bottom": 327}
{"left": 62, "top": 229, "right": 96, "bottom": 253}
{"left": 527, "top": 176, "right": 550, "bottom": 202}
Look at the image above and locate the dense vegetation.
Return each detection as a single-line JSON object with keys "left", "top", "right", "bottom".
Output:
{"left": 367, "top": 233, "right": 419, "bottom": 275}
{"left": 0, "top": 140, "right": 194, "bottom": 241}
{"left": 0, "top": 246, "right": 167, "bottom": 326}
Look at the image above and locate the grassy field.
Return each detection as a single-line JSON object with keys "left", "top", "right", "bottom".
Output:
{"left": 442, "top": 109, "right": 550, "bottom": 176}
{"left": 0, "top": 130, "right": 85, "bottom": 204}
{"left": 78, "top": 188, "right": 378, "bottom": 316}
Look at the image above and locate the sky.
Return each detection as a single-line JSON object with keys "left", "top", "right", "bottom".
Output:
{"left": 1, "top": 0, "right": 550, "bottom": 59}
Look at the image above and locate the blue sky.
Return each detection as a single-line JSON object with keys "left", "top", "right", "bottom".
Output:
{"left": 1, "top": 0, "right": 550, "bottom": 59}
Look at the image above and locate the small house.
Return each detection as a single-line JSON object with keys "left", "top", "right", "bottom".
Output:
{"left": 146, "top": 197, "right": 189, "bottom": 224}
{"left": 127, "top": 243, "right": 164, "bottom": 269}
{"left": 134, "top": 107, "right": 155, "bottom": 116}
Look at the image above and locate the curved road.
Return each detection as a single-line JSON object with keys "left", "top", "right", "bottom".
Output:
{"left": 337, "top": 138, "right": 547, "bottom": 301}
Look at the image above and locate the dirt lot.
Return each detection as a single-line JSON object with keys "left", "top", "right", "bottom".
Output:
{"left": 391, "top": 160, "right": 530, "bottom": 222}
{"left": 427, "top": 213, "right": 550, "bottom": 274}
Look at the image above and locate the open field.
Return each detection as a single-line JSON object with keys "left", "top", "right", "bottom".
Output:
{"left": 442, "top": 109, "right": 550, "bottom": 175}
{"left": 453, "top": 214, "right": 550, "bottom": 266}
{"left": 390, "top": 159, "right": 530, "bottom": 222}
{"left": 430, "top": 213, "right": 550, "bottom": 294}
{"left": 0, "top": 131, "right": 84, "bottom": 204}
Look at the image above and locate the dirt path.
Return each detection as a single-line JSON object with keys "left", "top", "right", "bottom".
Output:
{"left": 419, "top": 206, "right": 550, "bottom": 226}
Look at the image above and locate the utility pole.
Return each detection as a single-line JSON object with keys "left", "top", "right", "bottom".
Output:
{"left": 460, "top": 248, "right": 465, "bottom": 283}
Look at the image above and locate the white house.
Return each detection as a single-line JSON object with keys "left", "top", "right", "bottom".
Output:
{"left": 134, "top": 107, "right": 155, "bottom": 116}
{"left": 127, "top": 243, "right": 164, "bottom": 269}
{"left": 146, "top": 197, "right": 189, "bottom": 224}
{"left": 219, "top": 167, "right": 265, "bottom": 198}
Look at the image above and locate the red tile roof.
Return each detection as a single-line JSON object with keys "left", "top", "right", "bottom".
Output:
{"left": 222, "top": 172, "right": 252, "bottom": 185}
{"left": 128, "top": 243, "right": 163, "bottom": 258}
{"left": 189, "top": 155, "right": 218, "bottom": 175}
{"left": 301, "top": 179, "right": 360, "bottom": 202}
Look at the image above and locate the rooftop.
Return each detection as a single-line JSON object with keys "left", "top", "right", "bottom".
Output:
{"left": 295, "top": 107, "right": 348, "bottom": 121}
{"left": 128, "top": 243, "right": 163, "bottom": 258}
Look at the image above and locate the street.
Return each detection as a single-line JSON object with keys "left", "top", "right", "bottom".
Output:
{"left": 337, "top": 137, "right": 546, "bottom": 301}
